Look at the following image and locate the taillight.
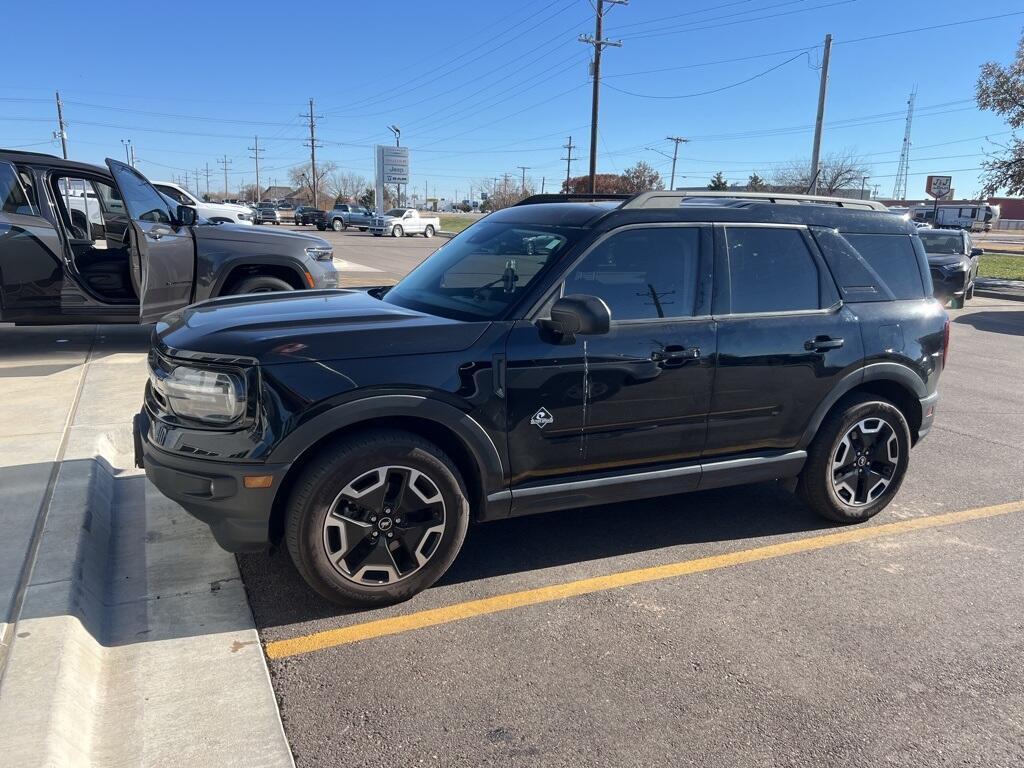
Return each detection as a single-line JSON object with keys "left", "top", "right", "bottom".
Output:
{"left": 942, "top": 319, "right": 950, "bottom": 368}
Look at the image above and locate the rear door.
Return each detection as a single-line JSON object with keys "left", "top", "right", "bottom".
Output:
{"left": 705, "top": 224, "right": 861, "bottom": 457}
{"left": 106, "top": 159, "right": 195, "bottom": 322}
{"left": 0, "top": 161, "right": 66, "bottom": 322}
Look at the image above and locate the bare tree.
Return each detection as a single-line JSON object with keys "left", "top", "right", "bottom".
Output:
{"left": 288, "top": 160, "right": 339, "bottom": 205}
{"left": 767, "top": 150, "right": 870, "bottom": 194}
{"left": 325, "top": 170, "right": 369, "bottom": 203}
{"left": 479, "top": 175, "right": 534, "bottom": 211}
{"left": 238, "top": 183, "right": 260, "bottom": 202}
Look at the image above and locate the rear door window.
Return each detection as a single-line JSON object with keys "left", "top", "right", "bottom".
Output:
{"left": 724, "top": 226, "right": 821, "bottom": 313}
{"left": 843, "top": 233, "right": 925, "bottom": 300}
{"left": 0, "top": 162, "right": 35, "bottom": 216}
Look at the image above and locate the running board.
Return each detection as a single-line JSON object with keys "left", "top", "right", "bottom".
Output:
{"left": 493, "top": 450, "right": 807, "bottom": 518}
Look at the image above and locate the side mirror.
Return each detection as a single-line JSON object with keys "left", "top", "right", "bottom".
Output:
{"left": 539, "top": 294, "right": 611, "bottom": 342}
{"left": 176, "top": 204, "right": 198, "bottom": 226}
{"left": 970, "top": 247, "right": 984, "bottom": 257}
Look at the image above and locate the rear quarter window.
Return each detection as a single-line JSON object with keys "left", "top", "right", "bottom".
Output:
{"left": 842, "top": 233, "right": 926, "bottom": 300}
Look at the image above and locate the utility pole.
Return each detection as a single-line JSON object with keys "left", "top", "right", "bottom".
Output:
{"left": 120, "top": 139, "right": 132, "bottom": 165}
{"left": 54, "top": 91, "right": 68, "bottom": 159}
{"left": 248, "top": 135, "right": 264, "bottom": 203}
{"left": 517, "top": 166, "right": 530, "bottom": 194}
{"left": 193, "top": 168, "right": 201, "bottom": 197}
{"left": 860, "top": 175, "right": 869, "bottom": 200}
{"left": 218, "top": 154, "right": 232, "bottom": 198}
{"left": 666, "top": 136, "right": 688, "bottom": 190}
{"left": 303, "top": 98, "right": 323, "bottom": 208}
{"left": 561, "top": 135, "right": 575, "bottom": 192}
{"left": 541, "top": 177, "right": 546, "bottom": 194}
{"left": 579, "top": 0, "right": 626, "bottom": 194}
{"left": 808, "top": 33, "right": 832, "bottom": 195}
{"left": 204, "top": 162, "right": 211, "bottom": 198}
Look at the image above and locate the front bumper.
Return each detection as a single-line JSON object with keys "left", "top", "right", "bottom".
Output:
{"left": 929, "top": 268, "right": 968, "bottom": 301}
{"left": 134, "top": 411, "right": 289, "bottom": 552}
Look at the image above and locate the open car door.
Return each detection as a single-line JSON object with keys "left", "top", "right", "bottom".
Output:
{"left": 106, "top": 159, "right": 195, "bottom": 323}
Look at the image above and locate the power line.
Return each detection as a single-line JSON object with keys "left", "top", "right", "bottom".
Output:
{"left": 603, "top": 50, "right": 810, "bottom": 99}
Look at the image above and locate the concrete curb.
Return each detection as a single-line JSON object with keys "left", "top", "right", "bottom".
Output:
{"left": 0, "top": 423, "right": 294, "bottom": 767}
{"left": 975, "top": 278, "right": 1024, "bottom": 302}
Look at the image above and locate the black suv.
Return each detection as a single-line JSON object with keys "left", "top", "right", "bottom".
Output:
{"left": 293, "top": 205, "right": 327, "bottom": 229}
{"left": 136, "top": 192, "right": 948, "bottom": 607}
{"left": 0, "top": 151, "right": 338, "bottom": 324}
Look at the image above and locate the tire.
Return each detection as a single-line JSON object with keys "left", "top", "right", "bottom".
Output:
{"left": 423, "top": 225, "right": 435, "bottom": 238}
{"left": 392, "top": 225, "right": 404, "bottom": 238}
{"left": 274, "top": 221, "right": 280, "bottom": 225}
{"left": 797, "top": 394, "right": 911, "bottom": 524}
{"left": 373, "top": 233, "right": 382, "bottom": 237}
{"left": 359, "top": 227, "right": 367, "bottom": 232}
{"left": 226, "top": 275, "right": 294, "bottom": 295}
{"left": 949, "top": 295, "right": 964, "bottom": 309}
{"left": 285, "top": 430, "right": 470, "bottom": 607}
{"left": 965, "top": 275, "right": 974, "bottom": 301}
{"left": 332, "top": 218, "right": 344, "bottom": 231}
{"left": 316, "top": 224, "right": 326, "bottom": 231}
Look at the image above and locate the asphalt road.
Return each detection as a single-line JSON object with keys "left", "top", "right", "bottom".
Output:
{"left": 282, "top": 223, "right": 442, "bottom": 286}
{"left": 239, "top": 297, "right": 1024, "bottom": 767}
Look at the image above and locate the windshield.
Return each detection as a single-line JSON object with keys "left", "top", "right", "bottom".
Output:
{"left": 918, "top": 230, "right": 964, "bottom": 255}
{"left": 385, "top": 209, "right": 406, "bottom": 217}
{"left": 383, "top": 221, "right": 579, "bottom": 321}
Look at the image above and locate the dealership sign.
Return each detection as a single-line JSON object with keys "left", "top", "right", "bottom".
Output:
{"left": 925, "top": 175, "right": 952, "bottom": 199}
{"left": 377, "top": 145, "right": 409, "bottom": 185}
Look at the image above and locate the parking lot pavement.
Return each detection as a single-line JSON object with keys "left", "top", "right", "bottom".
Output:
{"left": 239, "top": 297, "right": 1024, "bottom": 767}
{"left": 284, "top": 224, "right": 442, "bottom": 286}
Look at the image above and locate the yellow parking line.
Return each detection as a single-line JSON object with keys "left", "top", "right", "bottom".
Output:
{"left": 265, "top": 500, "right": 1024, "bottom": 660}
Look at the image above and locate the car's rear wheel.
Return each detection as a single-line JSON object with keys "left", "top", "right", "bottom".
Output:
{"left": 392, "top": 225, "right": 404, "bottom": 238}
{"left": 285, "top": 430, "right": 470, "bottom": 607}
{"left": 797, "top": 394, "right": 911, "bottom": 523}
{"left": 359, "top": 227, "right": 367, "bottom": 232}
{"left": 423, "top": 225, "right": 435, "bottom": 238}
{"left": 226, "top": 275, "right": 294, "bottom": 294}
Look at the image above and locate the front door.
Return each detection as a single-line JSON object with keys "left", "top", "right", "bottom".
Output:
{"left": 106, "top": 159, "right": 195, "bottom": 323}
{"left": 506, "top": 224, "right": 716, "bottom": 489}
{"left": 705, "top": 224, "right": 862, "bottom": 456}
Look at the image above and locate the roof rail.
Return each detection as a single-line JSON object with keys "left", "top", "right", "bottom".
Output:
{"left": 621, "top": 190, "right": 889, "bottom": 212}
{"left": 514, "top": 193, "right": 631, "bottom": 206}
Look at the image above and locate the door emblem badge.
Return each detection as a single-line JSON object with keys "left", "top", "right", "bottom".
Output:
{"left": 530, "top": 407, "right": 554, "bottom": 429}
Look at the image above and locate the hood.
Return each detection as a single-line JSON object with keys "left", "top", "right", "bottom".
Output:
{"left": 926, "top": 253, "right": 966, "bottom": 267}
{"left": 193, "top": 222, "right": 329, "bottom": 248}
{"left": 155, "top": 289, "right": 489, "bottom": 365}
{"left": 209, "top": 202, "right": 251, "bottom": 214}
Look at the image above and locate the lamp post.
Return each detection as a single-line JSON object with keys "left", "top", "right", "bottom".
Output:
{"left": 388, "top": 124, "right": 401, "bottom": 206}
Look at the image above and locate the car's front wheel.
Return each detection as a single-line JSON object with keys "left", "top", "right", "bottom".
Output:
{"left": 392, "top": 225, "right": 404, "bottom": 238}
{"left": 797, "top": 394, "right": 911, "bottom": 523}
{"left": 285, "top": 430, "right": 470, "bottom": 607}
{"left": 226, "top": 275, "right": 294, "bottom": 294}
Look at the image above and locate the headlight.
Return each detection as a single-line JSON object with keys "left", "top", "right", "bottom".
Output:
{"left": 938, "top": 263, "right": 965, "bottom": 276}
{"left": 305, "top": 245, "right": 334, "bottom": 261}
{"left": 159, "top": 366, "right": 246, "bottom": 425}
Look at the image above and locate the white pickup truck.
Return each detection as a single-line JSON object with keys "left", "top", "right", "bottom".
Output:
{"left": 369, "top": 208, "right": 440, "bottom": 238}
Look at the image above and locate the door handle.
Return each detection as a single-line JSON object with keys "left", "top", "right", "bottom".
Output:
{"left": 804, "top": 335, "right": 844, "bottom": 351}
{"left": 147, "top": 225, "right": 172, "bottom": 241}
{"left": 652, "top": 345, "right": 701, "bottom": 365}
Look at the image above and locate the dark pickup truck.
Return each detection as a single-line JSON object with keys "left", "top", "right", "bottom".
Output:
{"left": 294, "top": 205, "right": 327, "bottom": 228}
{"left": 0, "top": 150, "right": 338, "bottom": 324}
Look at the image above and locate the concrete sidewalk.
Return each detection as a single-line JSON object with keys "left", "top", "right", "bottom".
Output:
{"left": 975, "top": 277, "right": 1024, "bottom": 302}
{"left": 0, "top": 325, "right": 292, "bottom": 767}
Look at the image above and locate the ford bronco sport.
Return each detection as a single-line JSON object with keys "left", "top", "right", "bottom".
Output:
{"left": 135, "top": 191, "right": 948, "bottom": 607}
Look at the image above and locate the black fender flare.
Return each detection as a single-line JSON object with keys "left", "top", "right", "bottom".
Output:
{"left": 204, "top": 255, "right": 309, "bottom": 298}
{"left": 269, "top": 394, "right": 508, "bottom": 510}
{"left": 797, "top": 362, "right": 927, "bottom": 448}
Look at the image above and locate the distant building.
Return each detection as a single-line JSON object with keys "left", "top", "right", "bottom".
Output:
{"left": 260, "top": 185, "right": 309, "bottom": 204}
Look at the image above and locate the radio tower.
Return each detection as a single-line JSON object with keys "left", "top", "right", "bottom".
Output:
{"left": 892, "top": 87, "right": 916, "bottom": 200}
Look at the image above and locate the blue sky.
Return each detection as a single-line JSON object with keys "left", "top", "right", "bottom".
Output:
{"left": 3, "top": 0, "right": 1022, "bottom": 201}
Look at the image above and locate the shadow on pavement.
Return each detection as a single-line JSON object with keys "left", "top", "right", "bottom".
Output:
{"left": 0, "top": 325, "right": 152, "bottom": 377}
{"left": 238, "top": 481, "right": 833, "bottom": 628}
{"left": 954, "top": 311, "right": 1024, "bottom": 337}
